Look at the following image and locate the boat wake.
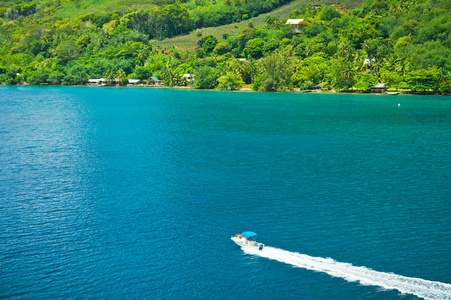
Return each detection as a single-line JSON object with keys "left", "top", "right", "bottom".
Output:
{"left": 242, "top": 246, "right": 451, "bottom": 300}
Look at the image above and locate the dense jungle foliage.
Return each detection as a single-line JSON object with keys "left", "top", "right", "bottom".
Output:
{"left": 1, "top": 0, "right": 451, "bottom": 92}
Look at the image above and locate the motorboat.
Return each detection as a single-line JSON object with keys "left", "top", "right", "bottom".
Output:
{"left": 231, "top": 231, "right": 264, "bottom": 250}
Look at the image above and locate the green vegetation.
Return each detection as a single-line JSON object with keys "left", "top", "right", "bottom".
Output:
{"left": 153, "top": 0, "right": 361, "bottom": 49}
{"left": 1, "top": 0, "right": 451, "bottom": 93}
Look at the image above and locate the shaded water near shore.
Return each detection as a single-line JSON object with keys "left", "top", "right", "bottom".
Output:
{"left": 1, "top": 86, "right": 450, "bottom": 299}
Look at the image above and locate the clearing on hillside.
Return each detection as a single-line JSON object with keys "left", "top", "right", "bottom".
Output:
{"left": 153, "top": 0, "right": 363, "bottom": 50}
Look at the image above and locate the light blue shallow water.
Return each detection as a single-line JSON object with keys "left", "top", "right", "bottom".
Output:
{"left": 0, "top": 86, "right": 450, "bottom": 299}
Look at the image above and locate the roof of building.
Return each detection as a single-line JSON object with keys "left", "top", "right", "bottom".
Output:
{"left": 150, "top": 76, "right": 161, "bottom": 81}
{"left": 128, "top": 79, "right": 141, "bottom": 83}
{"left": 372, "top": 83, "right": 386, "bottom": 88}
{"left": 286, "top": 19, "right": 305, "bottom": 25}
{"left": 88, "top": 78, "right": 105, "bottom": 83}
{"left": 364, "top": 58, "right": 375, "bottom": 65}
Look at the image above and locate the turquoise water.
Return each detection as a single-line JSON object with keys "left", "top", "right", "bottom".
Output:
{"left": 0, "top": 86, "right": 450, "bottom": 299}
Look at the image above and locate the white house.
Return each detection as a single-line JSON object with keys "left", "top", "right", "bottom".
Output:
{"left": 371, "top": 83, "right": 386, "bottom": 93}
{"left": 88, "top": 78, "right": 105, "bottom": 84}
{"left": 363, "top": 58, "right": 375, "bottom": 66}
{"left": 128, "top": 79, "right": 141, "bottom": 84}
{"left": 286, "top": 19, "right": 305, "bottom": 25}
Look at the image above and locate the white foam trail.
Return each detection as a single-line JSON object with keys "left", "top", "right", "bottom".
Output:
{"left": 242, "top": 246, "right": 451, "bottom": 300}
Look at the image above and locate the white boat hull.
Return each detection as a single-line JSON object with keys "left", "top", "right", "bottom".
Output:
{"left": 231, "top": 236, "right": 264, "bottom": 250}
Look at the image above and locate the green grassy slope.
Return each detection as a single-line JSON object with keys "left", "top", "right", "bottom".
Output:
{"left": 3, "top": 0, "right": 298, "bottom": 21}
{"left": 1, "top": 0, "right": 158, "bottom": 19}
{"left": 153, "top": 0, "right": 363, "bottom": 49}
{"left": 52, "top": 0, "right": 158, "bottom": 18}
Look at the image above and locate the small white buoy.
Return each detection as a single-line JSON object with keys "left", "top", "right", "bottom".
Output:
{"left": 398, "top": 103, "right": 400, "bottom": 107}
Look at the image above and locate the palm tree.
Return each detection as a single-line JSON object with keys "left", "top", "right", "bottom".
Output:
{"left": 383, "top": 55, "right": 398, "bottom": 72}
{"left": 395, "top": 59, "right": 411, "bottom": 75}
{"left": 342, "top": 61, "right": 356, "bottom": 88}
{"left": 232, "top": 59, "right": 255, "bottom": 84}
{"left": 362, "top": 39, "right": 372, "bottom": 56}
{"left": 437, "top": 68, "right": 450, "bottom": 85}
{"left": 217, "top": 72, "right": 244, "bottom": 90}
{"left": 104, "top": 69, "right": 115, "bottom": 85}
{"left": 338, "top": 39, "right": 354, "bottom": 62}
{"left": 371, "top": 59, "right": 383, "bottom": 79}
{"left": 353, "top": 49, "right": 367, "bottom": 72}
{"left": 40, "top": 36, "right": 50, "bottom": 47}
{"left": 161, "top": 62, "right": 181, "bottom": 86}
{"left": 137, "top": 50, "right": 147, "bottom": 65}
{"left": 305, "top": 42, "right": 314, "bottom": 57}
{"left": 116, "top": 69, "right": 127, "bottom": 86}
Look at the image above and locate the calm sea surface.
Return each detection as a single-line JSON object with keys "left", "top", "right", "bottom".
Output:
{"left": 0, "top": 86, "right": 450, "bottom": 299}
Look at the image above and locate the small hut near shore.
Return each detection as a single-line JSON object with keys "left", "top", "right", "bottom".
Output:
{"left": 371, "top": 83, "right": 386, "bottom": 93}
{"left": 128, "top": 79, "right": 141, "bottom": 85}
{"left": 148, "top": 76, "right": 162, "bottom": 85}
{"left": 88, "top": 78, "right": 105, "bottom": 85}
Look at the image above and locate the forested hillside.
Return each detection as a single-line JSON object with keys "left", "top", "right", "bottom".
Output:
{"left": 1, "top": 0, "right": 451, "bottom": 93}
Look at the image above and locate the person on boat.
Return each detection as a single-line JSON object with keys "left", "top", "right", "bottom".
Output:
{"left": 236, "top": 233, "right": 242, "bottom": 238}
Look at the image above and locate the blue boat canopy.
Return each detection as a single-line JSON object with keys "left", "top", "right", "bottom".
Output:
{"left": 241, "top": 231, "right": 258, "bottom": 238}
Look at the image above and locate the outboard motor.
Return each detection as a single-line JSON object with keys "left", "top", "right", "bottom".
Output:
{"left": 259, "top": 243, "right": 264, "bottom": 251}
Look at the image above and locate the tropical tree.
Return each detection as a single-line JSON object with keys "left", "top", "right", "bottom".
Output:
{"left": 330, "top": 59, "right": 356, "bottom": 90}
{"left": 371, "top": 59, "right": 383, "bottom": 78}
{"left": 337, "top": 39, "right": 354, "bottom": 62}
{"left": 243, "top": 38, "right": 265, "bottom": 59}
{"left": 116, "top": 69, "right": 127, "bottom": 85}
{"left": 320, "top": 5, "right": 341, "bottom": 21}
{"left": 131, "top": 65, "right": 152, "bottom": 80}
{"left": 137, "top": 50, "right": 149, "bottom": 65}
{"left": 194, "top": 66, "right": 221, "bottom": 89}
{"left": 395, "top": 58, "right": 411, "bottom": 75}
{"left": 28, "top": 67, "right": 50, "bottom": 85}
{"left": 217, "top": 72, "right": 244, "bottom": 90}
{"left": 104, "top": 69, "right": 115, "bottom": 85}
{"left": 438, "top": 69, "right": 451, "bottom": 93}
{"left": 383, "top": 55, "right": 398, "bottom": 72}
{"left": 291, "top": 56, "right": 328, "bottom": 88}
{"left": 197, "top": 35, "right": 218, "bottom": 54}
{"left": 354, "top": 72, "right": 378, "bottom": 91}
{"left": 353, "top": 49, "right": 367, "bottom": 72}
{"left": 404, "top": 68, "right": 440, "bottom": 92}
{"left": 63, "top": 64, "right": 89, "bottom": 85}
{"left": 161, "top": 65, "right": 182, "bottom": 86}
{"left": 380, "top": 70, "right": 402, "bottom": 90}
{"left": 213, "top": 42, "right": 231, "bottom": 55}
{"left": 255, "top": 53, "right": 292, "bottom": 92}
{"left": 224, "top": 59, "right": 255, "bottom": 84}
{"left": 55, "top": 40, "right": 78, "bottom": 64}
{"left": 48, "top": 70, "right": 64, "bottom": 85}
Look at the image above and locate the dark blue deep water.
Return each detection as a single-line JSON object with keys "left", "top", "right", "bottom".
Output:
{"left": 1, "top": 86, "right": 450, "bottom": 299}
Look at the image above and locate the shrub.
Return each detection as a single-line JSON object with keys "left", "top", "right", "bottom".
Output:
{"left": 213, "top": 42, "right": 231, "bottom": 55}
{"left": 29, "top": 67, "right": 51, "bottom": 85}
{"left": 194, "top": 66, "right": 221, "bottom": 89}
{"left": 320, "top": 5, "right": 341, "bottom": 21}
{"left": 217, "top": 72, "right": 244, "bottom": 90}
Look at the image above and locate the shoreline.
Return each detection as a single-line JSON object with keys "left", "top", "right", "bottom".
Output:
{"left": 2, "top": 83, "right": 450, "bottom": 96}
